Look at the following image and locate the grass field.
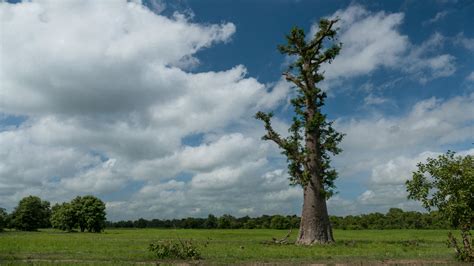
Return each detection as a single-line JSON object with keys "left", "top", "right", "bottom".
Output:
{"left": 0, "top": 229, "right": 463, "bottom": 265}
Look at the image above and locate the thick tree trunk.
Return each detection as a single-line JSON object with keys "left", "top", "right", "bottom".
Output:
{"left": 296, "top": 102, "right": 334, "bottom": 245}
{"left": 296, "top": 181, "right": 334, "bottom": 245}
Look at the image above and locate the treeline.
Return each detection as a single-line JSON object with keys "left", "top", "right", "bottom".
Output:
{"left": 106, "top": 208, "right": 451, "bottom": 230}
{"left": 0, "top": 195, "right": 106, "bottom": 232}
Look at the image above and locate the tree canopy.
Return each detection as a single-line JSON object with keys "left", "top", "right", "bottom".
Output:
{"left": 406, "top": 151, "right": 473, "bottom": 261}
{"left": 52, "top": 195, "right": 107, "bottom": 233}
{"left": 11, "top": 195, "right": 51, "bottom": 231}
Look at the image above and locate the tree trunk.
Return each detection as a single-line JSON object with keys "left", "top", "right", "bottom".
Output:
{"left": 296, "top": 103, "right": 334, "bottom": 245}
{"left": 296, "top": 181, "right": 334, "bottom": 245}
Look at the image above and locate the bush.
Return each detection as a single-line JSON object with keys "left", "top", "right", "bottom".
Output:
{"left": 148, "top": 239, "right": 202, "bottom": 260}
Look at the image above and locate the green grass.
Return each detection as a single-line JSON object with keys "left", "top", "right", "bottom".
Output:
{"left": 0, "top": 229, "right": 462, "bottom": 264}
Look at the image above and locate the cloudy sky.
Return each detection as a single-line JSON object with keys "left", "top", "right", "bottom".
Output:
{"left": 1, "top": 0, "right": 473, "bottom": 221}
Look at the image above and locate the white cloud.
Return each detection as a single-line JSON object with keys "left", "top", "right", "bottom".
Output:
{"left": 0, "top": 0, "right": 291, "bottom": 216}
{"left": 364, "top": 94, "right": 389, "bottom": 106}
{"left": 0, "top": 1, "right": 471, "bottom": 220}
{"left": 319, "top": 5, "right": 408, "bottom": 79}
{"left": 328, "top": 94, "right": 474, "bottom": 214}
{"left": 404, "top": 33, "right": 456, "bottom": 84}
{"left": 423, "top": 11, "right": 450, "bottom": 25}
{"left": 0, "top": 0, "right": 236, "bottom": 116}
{"left": 454, "top": 32, "right": 474, "bottom": 52}
{"left": 337, "top": 93, "right": 474, "bottom": 165}
{"left": 370, "top": 152, "right": 439, "bottom": 186}
{"left": 310, "top": 5, "right": 456, "bottom": 86}
{"left": 467, "top": 71, "right": 474, "bottom": 81}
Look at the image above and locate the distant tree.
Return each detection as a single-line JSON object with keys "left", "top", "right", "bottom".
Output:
{"left": 0, "top": 207, "right": 7, "bottom": 231}
{"left": 50, "top": 202, "right": 77, "bottom": 232}
{"left": 71, "top": 195, "right": 106, "bottom": 233}
{"left": 270, "top": 215, "right": 290, "bottom": 230}
{"left": 217, "top": 214, "right": 236, "bottom": 229}
{"left": 204, "top": 214, "right": 218, "bottom": 229}
{"left": 255, "top": 18, "right": 343, "bottom": 245}
{"left": 135, "top": 218, "right": 148, "bottom": 228}
{"left": 386, "top": 208, "right": 404, "bottom": 229}
{"left": 11, "top": 196, "right": 51, "bottom": 231}
{"left": 406, "top": 151, "right": 473, "bottom": 262}
{"left": 243, "top": 219, "right": 257, "bottom": 229}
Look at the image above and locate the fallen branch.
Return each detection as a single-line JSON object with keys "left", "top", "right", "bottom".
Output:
{"left": 262, "top": 228, "right": 293, "bottom": 245}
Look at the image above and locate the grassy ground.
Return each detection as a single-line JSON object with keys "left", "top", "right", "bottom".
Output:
{"left": 0, "top": 228, "right": 462, "bottom": 265}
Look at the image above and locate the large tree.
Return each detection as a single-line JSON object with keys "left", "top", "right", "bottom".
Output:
{"left": 11, "top": 195, "right": 51, "bottom": 231}
{"left": 256, "top": 19, "right": 343, "bottom": 245}
{"left": 51, "top": 202, "right": 77, "bottom": 232}
{"left": 71, "top": 195, "right": 106, "bottom": 233}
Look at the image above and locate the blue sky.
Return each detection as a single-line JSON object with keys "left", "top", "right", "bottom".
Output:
{"left": 0, "top": 0, "right": 473, "bottom": 220}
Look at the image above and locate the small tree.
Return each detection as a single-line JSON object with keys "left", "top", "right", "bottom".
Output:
{"left": 406, "top": 151, "right": 473, "bottom": 262}
{"left": 11, "top": 195, "right": 51, "bottom": 231}
{"left": 256, "top": 19, "right": 343, "bottom": 244}
{"left": 71, "top": 195, "right": 106, "bottom": 233}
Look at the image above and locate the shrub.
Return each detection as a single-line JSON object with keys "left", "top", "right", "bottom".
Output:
{"left": 148, "top": 239, "right": 202, "bottom": 260}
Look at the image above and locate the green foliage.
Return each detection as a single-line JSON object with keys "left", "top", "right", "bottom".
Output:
{"left": 0, "top": 207, "right": 7, "bottom": 231}
{"left": 148, "top": 239, "right": 202, "bottom": 260}
{"left": 11, "top": 195, "right": 51, "bottom": 231}
{"left": 71, "top": 195, "right": 106, "bottom": 233}
{"left": 406, "top": 151, "right": 473, "bottom": 229}
{"left": 217, "top": 214, "right": 237, "bottom": 229}
{"left": 255, "top": 19, "right": 344, "bottom": 198}
{"left": 204, "top": 214, "right": 218, "bottom": 229}
{"left": 406, "top": 151, "right": 473, "bottom": 261}
{"left": 108, "top": 210, "right": 450, "bottom": 230}
{"left": 51, "top": 195, "right": 106, "bottom": 233}
{"left": 50, "top": 202, "right": 77, "bottom": 232}
{"left": 270, "top": 215, "right": 291, "bottom": 229}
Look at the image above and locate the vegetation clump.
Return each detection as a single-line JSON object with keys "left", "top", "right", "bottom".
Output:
{"left": 10, "top": 195, "right": 51, "bottom": 231}
{"left": 107, "top": 209, "right": 451, "bottom": 230}
{"left": 406, "top": 151, "right": 473, "bottom": 262}
{"left": 148, "top": 239, "right": 202, "bottom": 260}
{"left": 0, "top": 195, "right": 106, "bottom": 233}
{"left": 0, "top": 208, "right": 7, "bottom": 231}
{"left": 51, "top": 195, "right": 106, "bottom": 233}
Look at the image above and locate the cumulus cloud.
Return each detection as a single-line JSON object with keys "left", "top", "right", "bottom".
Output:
{"left": 353, "top": 148, "right": 474, "bottom": 213}
{"left": 0, "top": 0, "right": 290, "bottom": 216}
{"left": 467, "top": 72, "right": 474, "bottom": 81}
{"left": 328, "top": 95, "right": 474, "bottom": 214}
{"left": 310, "top": 5, "right": 456, "bottom": 85}
{"left": 0, "top": 1, "right": 471, "bottom": 220}
{"left": 336, "top": 93, "right": 474, "bottom": 175}
{"left": 404, "top": 33, "right": 456, "bottom": 84}
{"left": 318, "top": 5, "right": 408, "bottom": 80}
{"left": 454, "top": 32, "right": 474, "bottom": 52}
{"left": 0, "top": 0, "right": 237, "bottom": 116}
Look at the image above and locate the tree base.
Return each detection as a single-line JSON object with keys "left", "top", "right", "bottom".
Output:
{"left": 296, "top": 223, "right": 334, "bottom": 245}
